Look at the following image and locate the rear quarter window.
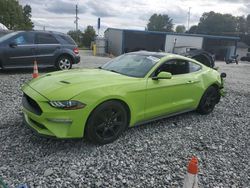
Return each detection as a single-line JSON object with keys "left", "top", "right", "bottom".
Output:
{"left": 189, "top": 62, "right": 202, "bottom": 72}
{"left": 58, "top": 35, "right": 76, "bottom": 45}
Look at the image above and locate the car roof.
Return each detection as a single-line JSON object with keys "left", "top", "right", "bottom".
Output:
{"left": 17, "top": 30, "right": 67, "bottom": 36}
{"left": 127, "top": 51, "right": 171, "bottom": 59}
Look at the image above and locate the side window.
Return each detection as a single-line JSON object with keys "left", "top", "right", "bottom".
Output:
{"left": 156, "top": 59, "right": 189, "bottom": 75}
{"left": 35, "top": 33, "right": 59, "bottom": 44}
{"left": 155, "top": 59, "right": 201, "bottom": 76}
{"left": 13, "top": 33, "right": 33, "bottom": 45}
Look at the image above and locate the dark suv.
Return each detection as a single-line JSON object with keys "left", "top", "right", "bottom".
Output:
{"left": 0, "top": 31, "right": 80, "bottom": 70}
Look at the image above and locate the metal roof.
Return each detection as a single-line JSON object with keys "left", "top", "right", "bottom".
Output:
{"left": 105, "top": 28, "right": 240, "bottom": 41}
{"left": 237, "top": 42, "right": 249, "bottom": 48}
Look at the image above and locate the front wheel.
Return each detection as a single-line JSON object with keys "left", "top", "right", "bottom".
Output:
{"left": 85, "top": 101, "right": 128, "bottom": 144}
{"left": 56, "top": 56, "right": 72, "bottom": 70}
{"left": 197, "top": 86, "right": 220, "bottom": 115}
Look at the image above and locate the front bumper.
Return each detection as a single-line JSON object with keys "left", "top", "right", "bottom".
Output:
{"left": 219, "top": 72, "right": 226, "bottom": 97}
{"left": 21, "top": 85, "right": 88, "bottom": 138}
{"left": 73, "top": 55, "right": 80, "bottom": 64}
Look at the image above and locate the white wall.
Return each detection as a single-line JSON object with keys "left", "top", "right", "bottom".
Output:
{"left": 104, "top": 29, "right": 123, "bottom": 56}
{"left": 165, "top": 35, "right": 203, "bottom": 53}
{"left": 237, "top": 48, "right": 248, "bottom": 59}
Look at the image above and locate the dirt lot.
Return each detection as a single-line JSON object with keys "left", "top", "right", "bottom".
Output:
{"left": 0, "top": 52, "right": 249, "bottom": 187}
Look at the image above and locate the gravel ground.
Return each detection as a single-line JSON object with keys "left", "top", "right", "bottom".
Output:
{"left": 0, "top": 60, "right": 249, "bottom": 187}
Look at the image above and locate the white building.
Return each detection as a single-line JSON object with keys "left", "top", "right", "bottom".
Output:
{"left": 236, "top": 42, "right": 249, "bottom": 59}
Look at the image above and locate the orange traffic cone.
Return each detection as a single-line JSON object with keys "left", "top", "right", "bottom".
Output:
{"left": 183, "top": 156, "right": 199, "bottom": 188}
{"left": 32, "top": 60, "right": 39, "bottom": 78}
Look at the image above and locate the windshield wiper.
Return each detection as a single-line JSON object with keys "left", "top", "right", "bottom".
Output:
{"left": 100, "top": 68, "right": 122, "bottom": 75}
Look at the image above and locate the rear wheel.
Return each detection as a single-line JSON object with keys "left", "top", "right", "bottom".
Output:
{"left": 85, "top": 101, "right": 128, "bottom": 144}
{"left": 56, "top": 55, "right": 72, "bottom": 70}
{"left": 197, "top": 86, "right": 220, "bottom": 114}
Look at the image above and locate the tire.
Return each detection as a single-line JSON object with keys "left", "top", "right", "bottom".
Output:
{"left": 193, "top": 55, "right": 212, "bottom": 68}
{"left": 85, "top": 101, "right": 128, "bottom": 144}
{"left": 197, "top": 86, "right": 220, "bottom": 115}
{"left": 56, "top": 55, "right": 72, "bottom": 70}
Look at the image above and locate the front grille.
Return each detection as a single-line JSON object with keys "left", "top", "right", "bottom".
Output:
{"left": 22, "top": 93, "right": 42, "bottom": 115}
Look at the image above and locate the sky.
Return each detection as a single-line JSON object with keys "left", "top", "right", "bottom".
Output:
{"left": 19, "top": 0, "right": 250, "bottom": 35}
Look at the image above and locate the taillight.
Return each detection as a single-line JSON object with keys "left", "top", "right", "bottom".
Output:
{"left": 73, "top": 47, "right": 79, "bottom": 54}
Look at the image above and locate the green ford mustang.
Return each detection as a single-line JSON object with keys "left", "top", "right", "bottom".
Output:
{"left": 22, "top": 51, "right": 226, "bottom": 144}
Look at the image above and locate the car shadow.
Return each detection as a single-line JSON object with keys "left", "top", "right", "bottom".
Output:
{"left": 22, "top": 111, "right": 198, "bottom": 149}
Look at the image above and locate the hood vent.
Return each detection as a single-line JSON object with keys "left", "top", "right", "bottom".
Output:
{"left": 60, "top": 80, "right": 71, "bottom": 84}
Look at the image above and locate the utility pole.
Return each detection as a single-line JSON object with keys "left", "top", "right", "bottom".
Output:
{"left": 74, "top": 4, "right": 80, "bottom": 44}
{"left": 187, "top": 7, "right": 191, "bottom": 31}
{"left": 97, "top": 17, "right": 100, "bottom": 36}
{"left": 75, "top": 4, "right": 79, "bottom": 31}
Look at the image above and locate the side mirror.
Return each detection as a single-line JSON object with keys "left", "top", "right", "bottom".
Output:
{"left": 152, "top": 71, "right": 172, "bottom": 80}
{"left": 9, "top": 42, "right": 17, "bottom": 48}
{"left": 220, "top": 72, "right": 226, "bottom": 78}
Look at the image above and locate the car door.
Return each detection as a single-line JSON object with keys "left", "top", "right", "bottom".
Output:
{"left": 144, "top": 58, "right": 203, "bottom": 120}
{"left": 4, "top": 32, "right": 35, "bottom": 67}
{"left": 34, "top": 33, "right": 60, "bottom": 66}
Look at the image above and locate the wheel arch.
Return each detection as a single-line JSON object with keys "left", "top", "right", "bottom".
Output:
{"left": 199, "top": 83, "right": 220, "bottom": 105}
{"left": 85, "top": 98, "right": 132, "bottom": 133}
{"left": 83, "top": 98, "right": 132, "bottom": 139}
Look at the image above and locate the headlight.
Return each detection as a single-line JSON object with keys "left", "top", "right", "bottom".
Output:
{"left": 49, "top": 100, "right": 85, "bottom": 110}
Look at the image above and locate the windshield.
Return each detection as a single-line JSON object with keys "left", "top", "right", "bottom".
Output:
{"left": 0, "top": 32, "right": 19, "bottom": 43}
{"left": 101, "top": 54, "right": 160, "bottom": 78}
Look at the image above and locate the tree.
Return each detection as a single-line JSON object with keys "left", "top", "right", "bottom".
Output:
{"left": 197, "top": 11, "right": 237, "bottom": 35}
{"left": 23, "top": 5, "right": 33, "bottom": 30}
{"left": 175, "top": 25, "right": 186, "bottom": 33}
{"left": 0, "top": 0, "right": 33, "bottom": 30}
{"left": 235, "top": 16, "right": 246, "bottom": 34}
{"left": 147, "top": 14, "right": 173, "bottom": 32}
{"left": 67, "top": 30, "right": 83, "bottom": 45}
{"left": 82, "top": 26, "right": 96, "bottom": 48}
{"left": 188, "top": 25, "right": 198, "bottom": 34}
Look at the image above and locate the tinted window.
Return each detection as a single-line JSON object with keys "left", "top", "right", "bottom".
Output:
{"left": 35, "top": 33, "right": 59, "bottom": 44}
{"left": 58, "top": 34, "right": 76, "bottom": 45}
{"left": 156, "top": 59, "right": 201, "bottom": 75}
{"left": 12, "top": 33, "right": 33, "bottom": 45}
{"left": 0, "top": 32, "right": 19, "bottom": 43}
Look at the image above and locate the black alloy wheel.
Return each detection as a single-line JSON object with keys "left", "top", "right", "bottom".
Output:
{"left": 85, "top": 101, "right": 128, "bottom": 144}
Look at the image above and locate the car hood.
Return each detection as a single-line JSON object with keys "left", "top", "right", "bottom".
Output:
{"left": 25, "top": 69, "right": 138, "bottom": 100}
